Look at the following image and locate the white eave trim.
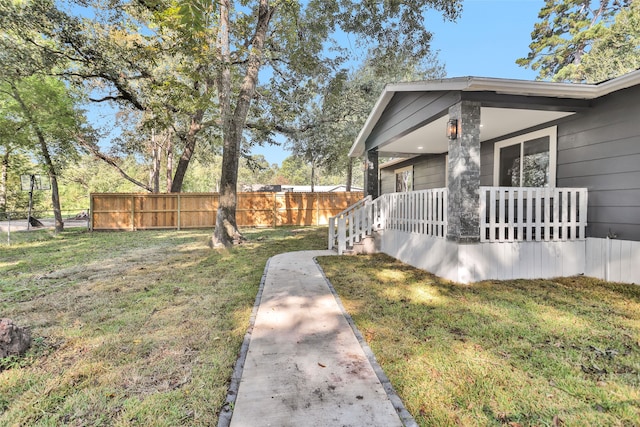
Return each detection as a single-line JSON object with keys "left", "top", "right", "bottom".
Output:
{"left": 349, "top": 70, "right": 640, "bottom": 158}
{"left": 385, "top": 71, "right": 640, "bottom": 99}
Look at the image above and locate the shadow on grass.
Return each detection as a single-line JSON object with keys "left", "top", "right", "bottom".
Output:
{"left": 317, "top": 253, "right": 640, "bottom": 426}
{"left": 0, "top": 226, "right": 329, "bottom": 426}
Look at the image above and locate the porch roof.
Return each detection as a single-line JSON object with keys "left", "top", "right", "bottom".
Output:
{"left": 349, "top": 70, "right": 640, "bottom": 158}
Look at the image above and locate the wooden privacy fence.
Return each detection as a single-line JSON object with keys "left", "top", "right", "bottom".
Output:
{"left": 90, "top": 192, "right": 364, "bottom": 231}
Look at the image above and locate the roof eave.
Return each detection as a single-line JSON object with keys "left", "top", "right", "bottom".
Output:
{"left": 348, "top": 88, "right": 395, "bottom": 158}
{"left": 349, "top": 69, "right": 640, "bottom": 158}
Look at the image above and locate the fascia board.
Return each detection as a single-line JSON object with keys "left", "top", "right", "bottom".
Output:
{"left": 385, "top": 70, "right": 640, "bottom": 99}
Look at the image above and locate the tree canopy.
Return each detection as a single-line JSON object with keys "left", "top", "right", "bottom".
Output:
{"left": 517, "top": 0, "right": 638, "bottom": 82}
{"left": 1, "top": 0, "right": 463, "bottom": 243}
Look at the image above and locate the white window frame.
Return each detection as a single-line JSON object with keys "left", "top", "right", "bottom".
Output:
{"left": 492, "top": 126, "right": 557, "bottom": 188}
{"left": 394, "top": 166, "right": 414, "bottom": 192}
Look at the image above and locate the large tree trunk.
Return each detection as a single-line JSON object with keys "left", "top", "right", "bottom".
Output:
{"left": 11, "top": 83, "right": 63, "bottom": 231}
{"left": 149, "top": 129, "right": 160, "bottom": 193}
{"left": 170, "top": 113, "right": 203, "bottom": 193}
{"left": 0, "top": 149, "right": 8, "bottom": 211}
{"left": 345, "top": 157, "right": 353, "bottom": 192}
{"left": 49, "top": 172, "right": 64, "bottom": 232}
{"left": 36, "top": 131, "right": 63, "bottom": 232}
{"left": 212, "top": 0, "right": 274, "bottom": 247}
{"left": 310, "top": 161, "right": 315, "bottom": 192}
{"left": 166, "top": 135, "right": 173, "bottom": 193}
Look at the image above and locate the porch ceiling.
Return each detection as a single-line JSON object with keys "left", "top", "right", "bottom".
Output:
{"left": 376, "top": 107, "right": 575, "bottom": 156}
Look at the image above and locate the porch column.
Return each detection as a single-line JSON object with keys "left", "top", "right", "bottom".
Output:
{"left": 364, "top": 150, "right": 379, "bottom": 199}
{"left": 447, "top": 101, "right": 481, "bottom": 242}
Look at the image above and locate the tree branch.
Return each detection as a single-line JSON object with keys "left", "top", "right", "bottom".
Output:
{"left": 75, "top": 135, "right": 153, "bottom": 192}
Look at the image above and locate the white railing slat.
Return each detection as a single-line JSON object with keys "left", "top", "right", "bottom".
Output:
{"left": 479, "top": 186, "right": 587, "bottom": 244}
{"left": 331, "top": 186, "right": 586, "bottom": 252}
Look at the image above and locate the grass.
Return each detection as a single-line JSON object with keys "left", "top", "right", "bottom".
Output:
{"left": 317, "top": 253, "right": 640, "bottom": 427}
{"left": 0, "top": 226, "right": 327, "bottom": 426}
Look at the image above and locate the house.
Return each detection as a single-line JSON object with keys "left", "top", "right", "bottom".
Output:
{"left": 280, "top": 185, "right": 364, "bottom": 193}
{"left": 329, "top": 70, "right": 640, "bottom": 284}
{"left": 241, "top": 184, "right": 363, "bottom": 193}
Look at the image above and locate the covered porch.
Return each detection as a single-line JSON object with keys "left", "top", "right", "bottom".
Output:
{"left": 328, "top": 186, "right": 588, "bottom": 283}
{"left": 330, "top": 77, "right": 601, "bottom": 283}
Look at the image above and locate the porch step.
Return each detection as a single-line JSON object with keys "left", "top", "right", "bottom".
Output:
{"left": 345, "top": 234, "right": 379, "bottom": 255}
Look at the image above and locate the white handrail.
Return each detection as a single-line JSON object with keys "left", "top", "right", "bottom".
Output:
{"left": 328, "top": 195, "right": 372, "bottom": 254}
{"left": 329, "top": 189, "right": 448, "bottom": 254}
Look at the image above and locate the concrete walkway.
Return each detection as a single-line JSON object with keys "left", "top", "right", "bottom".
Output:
{"left": 220, "top": 250, "right": 414, "bottom": 427}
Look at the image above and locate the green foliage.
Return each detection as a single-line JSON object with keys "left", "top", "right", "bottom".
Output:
{"left": 2, "top": 0, "right": 462, "bottom": 235}
{"left": 518, "top": 0, "right": 635, "bottom": 82}
{"left": 286, "top": 51, "right": 445, "bottom": 186}
{"left": 581, "top": 0, "right": 640, "bottom": 82}
{"left": 278, "top": 156, "right": 311, "bottom": 185}
{"left": 58, "top": 155, "right": 147, "bottom": 209}
{"left": 6, "top": 76, "right": 82, "bottom": 166}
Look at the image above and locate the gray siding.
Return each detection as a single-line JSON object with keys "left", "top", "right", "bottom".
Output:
{"left": 556, "top": 84, "right": 640, "bottom": 240}
{"left": 379, "top": 154, "right": 447, "bottom": 194}
{"left": 376, "top": 85, "right": 640, "bottom": 241}
{"left": 380, "top": 168, "right": 395, "bottom": 195}
{"left": 366, "top": 91, "right": 459, "bottom": 152}
{"left": 480, "top": 141, "right": 494, "bottom": 186}
{"left": 414, "top": 154, "right": 447, "bottom": 190}
{"left": 479, "top": 86, "right": 640, "bottom": 240}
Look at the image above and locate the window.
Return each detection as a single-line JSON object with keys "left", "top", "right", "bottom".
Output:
{"left": 493, "top": 126, "right": 557, "bottom": 187}
{"left": 395, "top": 166, "right": 413, "bottom": 192}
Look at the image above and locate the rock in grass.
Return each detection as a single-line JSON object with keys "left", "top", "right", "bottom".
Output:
{"left": 0, "top": 318, "right": 31, "bottom": 358}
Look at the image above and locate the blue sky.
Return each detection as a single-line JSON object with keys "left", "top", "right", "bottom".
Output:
{"left": 254, "top": 0, "right": 545, "bottom": 165}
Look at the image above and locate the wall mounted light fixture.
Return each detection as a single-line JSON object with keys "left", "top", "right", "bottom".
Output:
{"left": 447, "top": 119, "right": 458, "bottom": 140}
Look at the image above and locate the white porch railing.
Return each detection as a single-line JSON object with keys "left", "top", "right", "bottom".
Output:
{"left": 328, "top": 195, "right": 373, "bottom": 254}
{"left": 328, "top": 189, "right": 448, "bottom": 254}
{"left": 479, "top": 186, "right": 588, "bottom": 242}
{"left": 329, "top": 186, "right": 587, "bottom": 253}
{"left": 372, "top": 189, "right": 448, "bottom": 237}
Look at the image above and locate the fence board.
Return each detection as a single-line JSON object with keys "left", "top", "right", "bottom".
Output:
{"left": 91, "top": 192, "right": 363, "bottom": 230}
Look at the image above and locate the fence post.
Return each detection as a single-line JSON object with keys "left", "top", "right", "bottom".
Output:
{"left": 89, "top": 194, "right": 94, "bottom": 232}
{"left": 273, "top": 192, "right": 277, "bottom": 228}
{"left": 177, "top": 193, "right": 181, "bottom": 231}
{"left": 130, "top": 195, "right": 135, "bottom": 231}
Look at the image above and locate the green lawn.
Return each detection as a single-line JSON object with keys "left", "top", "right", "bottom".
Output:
{"left": 0, "top": 227, "right": 327, "bottom": 426}
{"left": 317, "top": 254, "right": 640, "bottom": 427}
{"left": 3, "top": 229, "right": 639, "bottom": 426}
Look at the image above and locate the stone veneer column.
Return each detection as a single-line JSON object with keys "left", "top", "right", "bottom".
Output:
{"left": 364, "top": 150, "right": 379, "bottom": 199}
{"left": 446, "top": 101, "right": 481, "bottom": 242}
